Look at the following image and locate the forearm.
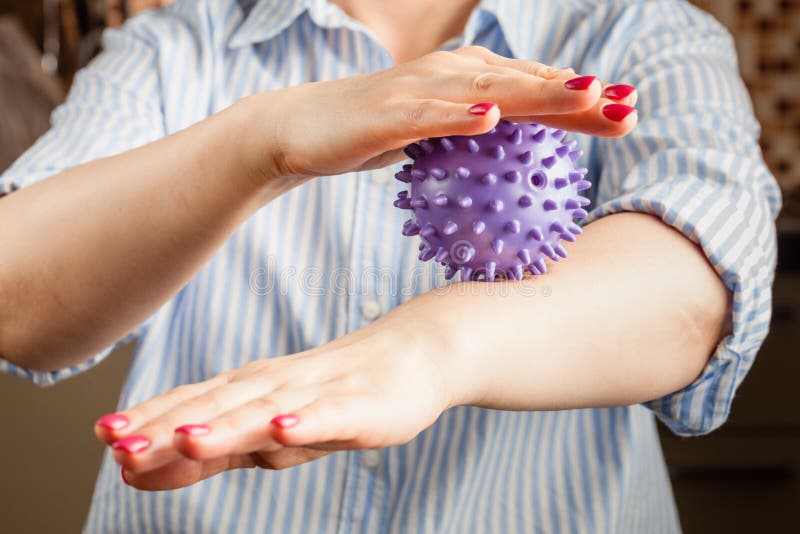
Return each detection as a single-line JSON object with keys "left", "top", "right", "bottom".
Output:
{"left": 401, "top": 212, "right": 731, "bottom": 411}
{"left": 0, "top": 96, "right": 294, "bottom": 370}
{"left": 0, "top": 46, "right": 633, "bottom": 375}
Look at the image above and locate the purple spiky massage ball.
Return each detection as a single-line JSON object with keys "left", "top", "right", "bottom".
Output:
{"left": 393, "top": 119, "right": 591, "bottom": 282}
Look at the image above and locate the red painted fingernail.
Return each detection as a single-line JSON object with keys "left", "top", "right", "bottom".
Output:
{"left": 564, "top": 75, "right": 597, "bottom": 90}
{"left": 121, "top": 467, "right": 129, "bottom": 485}
{"left": 111, "top": 435, "right": 151, "bottom": 454}
{"left": 175, "top": 424, "right": 211, "bottom": 437}
{"left": 96, "top": 413, "right": 129, "bottom": 431}
{"left": 468, "top": 102, "right": 496, "bottom": 115}
{"left": 604, "top": 84, "right": 636, "bottom": 101}
{"left": 270, "top": 414, "right": 300, "bottom": 429}
{"left": 602, "top": 103, "right": 637, "bottom": 122}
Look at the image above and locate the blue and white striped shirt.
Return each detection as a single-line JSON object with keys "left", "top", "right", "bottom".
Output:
{"left": 1, "top": 0, "right": 781, "bottom": 532}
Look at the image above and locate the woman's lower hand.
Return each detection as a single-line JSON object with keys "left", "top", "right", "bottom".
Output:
{"left": 94, "top": 324, "right": 453, "bottom": 490}
{"left": 246, "top": 45, "right": 637, "bottom": 181}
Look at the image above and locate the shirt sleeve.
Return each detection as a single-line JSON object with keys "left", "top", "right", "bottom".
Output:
{"left": 0, "top": 18, "right": 167, "bottom": 386}
{"left": 586, "top": 1, "right": 781, "bottom": 436}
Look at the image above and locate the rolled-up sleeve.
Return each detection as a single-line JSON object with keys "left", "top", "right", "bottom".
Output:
{"left": 587, "top": 1, "right": 781, "bottom": 435}
{"left": 0, "top": 18, "right": 166, "bottom": 386}
{"left": 0, "top": 336, "right": 138, "bottom": 387}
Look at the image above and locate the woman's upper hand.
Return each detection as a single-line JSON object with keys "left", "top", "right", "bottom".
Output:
{"left": 94, "top": 323, "right": 451, "bottom": 491}
{"left": 246, "top": 46, "right": 637, "bottom": 181}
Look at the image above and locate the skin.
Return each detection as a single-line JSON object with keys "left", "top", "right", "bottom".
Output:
{"left": 0, "top": 0, "right": 728, "bottom": 490}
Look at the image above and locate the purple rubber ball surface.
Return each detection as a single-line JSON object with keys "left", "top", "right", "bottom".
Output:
{"left": 393, "top": 120, "right": 591, "bottom": 282}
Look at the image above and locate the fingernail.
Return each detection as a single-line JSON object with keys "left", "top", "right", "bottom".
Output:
{"left": 559, "top": 67, "right": 575, "bottom": 73}
{"left": 111, "top": 435, "right": 151, "bottom": 454}
{"left": 468, "top": 102, "right": 496, "bottom": 115}
{"left": 121, "top": 467, "right": 129, "bottom": 485}
{"left": 604, "top": 84, "right": 636, "bottom": 101}
{"left": 270, "top": 414, "right": 300, "bottom": 429}
{"left": 602, "top": 103, "right": 637, "bottom": 122}
{"left": 564, "top": 75, "right": 597, "bottom": 90}
{"left": 175, "top": 424, "right": 211, "bottom": 437}
{"left": 96, "top": 413, "right": 130, "bottom": 431}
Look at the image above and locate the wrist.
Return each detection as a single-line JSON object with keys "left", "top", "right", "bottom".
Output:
{"left": 227, "top": 92, "right": 309, "bottom": 202}
{"left": 394, "top": 289, "right": 489, "bottom": 410}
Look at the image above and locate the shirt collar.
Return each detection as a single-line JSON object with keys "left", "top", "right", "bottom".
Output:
{"left": 229, "top": 0, "right": 525, "bottom": 57}
{"left": 228, "top": 0, "right": 307, "bottom": 48}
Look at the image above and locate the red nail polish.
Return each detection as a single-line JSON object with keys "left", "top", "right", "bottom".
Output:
{"left": 96, "top": 413, "right": 130, "bottom": 431}
{"left": 468, "top": 102, "right": 496, "bottom": 115}
{"left": 121, "top": 467, "right": 129, "bottom": 485}
{"left": 564, "top": 75, "right": 597, "bottom": 90}
{"left": 111, "top": 435, "right": 151, "bottom": 454}
{"left": 604, "top": 84, "right": 636, "bottom": 101}
{"left": 271, "top": 414, "right": 299, "bottom": 429}
{"left": 602, "top": 103, "right": 637, "bottom": 122}
{"left": 175, "top": 424, "right": 211, "bottom": 437}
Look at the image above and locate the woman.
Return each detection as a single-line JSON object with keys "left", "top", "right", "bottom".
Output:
{"left": 0, "top": 0, "right": 779, "bottom": 532}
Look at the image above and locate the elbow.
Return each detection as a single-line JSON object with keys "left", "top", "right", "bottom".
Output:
{"left": 0, "top": 318, "right": 70, "bottom": 374}
{"left": 0, "top": 329, "right": 49, "bottom": 373}
{"left": 670, "top": 251, "right": 733, "bottom": 395}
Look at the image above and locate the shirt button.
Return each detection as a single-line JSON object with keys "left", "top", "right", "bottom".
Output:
{"left": 361, "top": 449, "right": 382, "bottom": 469}
{"left": 360, "top": 299, "right": 382, "bottom": 321}
{"left": 371, "top": 168, "right": 393, "bottom": 186}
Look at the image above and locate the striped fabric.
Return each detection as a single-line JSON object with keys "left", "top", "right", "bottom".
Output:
{"left": 0, "top": 0, "right": 780, "bottom": 532}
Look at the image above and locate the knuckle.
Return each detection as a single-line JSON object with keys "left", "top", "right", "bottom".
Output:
{"left": 246, "top": 396, "right": 281, "bottom": 415}
{"left": 458, "top": 45, "right": 490, "bottom": 57}
{"left": 337, "top": 373, "right": 368, "bottom": 394}
{"left": 320, "top": 396, "right": 351, "bottom": 417}
{"left": 530, "top": 79, "right": 548, "bottom": 102}
{"left": 185, "top": 392, "right": 225, "bottom": 414}
{"left": 217, "top": 370, "right": 236, "bottom": 383}
{"left": 425, "top": 49, "right": 453, "bottom": 63}
{"left": 437, "top": 107, "right": 460, "bottom": 126}
{"left": 534, "top": 64, "right": 560, "bottom": 79}
{"left": 165, "top": 384, "right": 194, "bottom": 404}
{"left": 240, "top": 360, "right": 268, "bottom": 374}
{"left": 404, "top": 102, "right": 431, "bottom": 136}
{"left": 470, "top": 72, "right": 498, "bottom": 94}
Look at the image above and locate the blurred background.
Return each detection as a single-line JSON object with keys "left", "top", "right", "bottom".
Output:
{"left": 0, "top": 0, "right": 797, "bottom": 532}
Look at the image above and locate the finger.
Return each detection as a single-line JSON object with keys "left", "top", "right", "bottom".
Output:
{"left": 390, "top": 99, "right": 501, "bottom": 144}
{"left": 172, "top": 386, "right": 320, "bottom": 461}
{"left": 121, "top": 453, "right": 255, "bottom": 491}
{"left": 111, "top": 378, "right": 276, "bottom": 473}
{"left": 269, "top": 395, "right": 401, "bottom": 449}
{"left": 94, "top": 373, "right": 232, "bottom": 445}
{"left": 247, "top": 446, "right": 332, "bottom": 471}
{"left": 450, "top": 47, "right": 635, "bottom": 112}
{"left": 425, "top": 70, "right": 601, "bottom": 117}
{"left": 506, "top": 100, "right": 638, "bottom": 138}
{"left": 120, "top": 447, "right": 333, "bottom": 491}
{"left": 452, "top": 46, "right": 574, "bottom": 81}
{"left": 359, "top": 85, "right": 634, "bottom": 171}
{"left": 360, "top": 100, "right": 499, "bottom": 167}
{"left": 122, "top": 445, "right": 334, "bottom": 490}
